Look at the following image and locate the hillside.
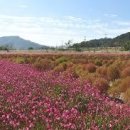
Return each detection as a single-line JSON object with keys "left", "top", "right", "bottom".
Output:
{"left": 72, "top": 32, "right": 130, "bottom": 48}
{"left": 0, "top": 36, "right": 48, "bottom": 50}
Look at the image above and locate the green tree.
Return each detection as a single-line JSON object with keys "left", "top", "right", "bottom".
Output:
{"left": 28, "top": 47, "right": 34, "bottom": 50}
{"left": 74, "top": 44, "right": 82, "bottom": 52}
{"left": 65, "top": 40, "right": 72, "bottom": 49}
{"left": 124, "top": 41, "right": 130, "bottom": 51}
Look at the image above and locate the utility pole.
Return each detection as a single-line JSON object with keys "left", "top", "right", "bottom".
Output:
{"left": 105, "top": 33, "right": 108, "bottom": 39}
{"left": 104, "top": 33, "right": 108, "bottom": 52}
{"left": 84, "top": 36, "right": 86, "bottom": 42}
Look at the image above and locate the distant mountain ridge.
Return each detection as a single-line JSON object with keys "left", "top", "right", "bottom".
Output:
{"left": 72, "top": 32, "right": 130, "bottom": 48}
{"left": 0, "top": 36, "right": 48, "bottom": 50}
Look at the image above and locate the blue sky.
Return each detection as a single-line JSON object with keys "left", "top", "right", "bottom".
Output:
{"left": 0, "top": 0, "right": 130, "bottom": 46}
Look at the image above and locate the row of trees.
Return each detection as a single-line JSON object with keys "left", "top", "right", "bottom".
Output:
{"left": 1, "top": 41, "right": 130, "bottom": 52}
{"left": 0, "top": 45, "right": 48, "bottom": 51}
{"left": 64, "top": 40, "right": 130, "bottom": 51}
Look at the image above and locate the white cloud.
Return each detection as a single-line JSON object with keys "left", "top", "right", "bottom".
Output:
{"left": 113, "top": 21, "right": 130, "bottom": 26}
{"left": 104, "top": 13, "right": 118, "bottom": 18}
{"left": 0, "top": 14, "right": 130, "bottom": 46}
{"left": 19, "top": 4, "right": 28, "bottom": 8}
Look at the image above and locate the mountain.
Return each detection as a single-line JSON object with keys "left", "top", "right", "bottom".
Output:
{"left": 71, "top": 32, "right": 130, "bottom": 48}
{"left": 112, "top": 32, "right": 130, "bottom": 46}
{"left": 0, "top": 36, "right": 48, "bottom": 50}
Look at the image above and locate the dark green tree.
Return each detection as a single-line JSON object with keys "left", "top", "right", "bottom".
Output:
{"left": 74, "top": 44, "right": 82, "bottom": 52}
{"left": 65, "top": 40, "right": 72, "bottom": 49}
{"left": 28, "top": 47, "right": 34, "bottom": 50}
{"left": 124, "top": 41, "right": 130, "bottom": 51}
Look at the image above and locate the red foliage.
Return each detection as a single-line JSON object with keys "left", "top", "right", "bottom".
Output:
{"left": 121, "top": 67, "right": 130, "bottom": 78}
{"left": 86, "top": 63, "right": 96, "bottom": 73}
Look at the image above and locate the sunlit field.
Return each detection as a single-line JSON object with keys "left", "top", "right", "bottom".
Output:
{"left": 0, "top": 52, "right": 129, "bottom": 130}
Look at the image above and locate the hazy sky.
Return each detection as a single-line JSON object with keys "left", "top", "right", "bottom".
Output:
{"left": 0, "top": 0, "right": 130, "bottom": 46}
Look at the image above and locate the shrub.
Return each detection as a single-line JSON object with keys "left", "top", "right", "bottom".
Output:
{"left": 105, "top": 60, "right": 114, "bottom": 67}
{"left": 53, "top": 63, "right": 67, "bottom": 73}
{"left": 86, "top": 63, "right": 96, "bottom": 73}
{"left": 121, "top": 67, "right": 130, "bottom": 78}
{"left": 65, "top": 67, "right": 79, "bottom": 78}
{"left": 94, "top": 78, "right": 109, "bottom": 93}
{"left": 96, "top": 66, "right": 107, "bottom": 78}
{"left": 15, "top": 57, "right": 26, "bottom": 64}
{"left": 107, "top": 65, "right": 120, "bottom": 81}
{"left": 108, "top": 80, "right": 122, "bottom": 97}
{"left": 71, "top": 58, "right": 88, "bottom": 64}
{"left": 124, "top": 88, "right": 130, "bottom": 103}
{"left": 119, "top": 77, "right": 130, "bottom": 92}
{"left": 84, "top": 73, "right": 98, "bottom": 84}
{"left": 56, "top": 56, "right": 69, "bottom": 64}
{"left": 33, "top": 58, "right": 54, "bottom": 70}
{"left": 95, "top": 60, "right": 102, "bottom": 66}
{"left": 27, "top": 56, "right": 36, "bottom": 64}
